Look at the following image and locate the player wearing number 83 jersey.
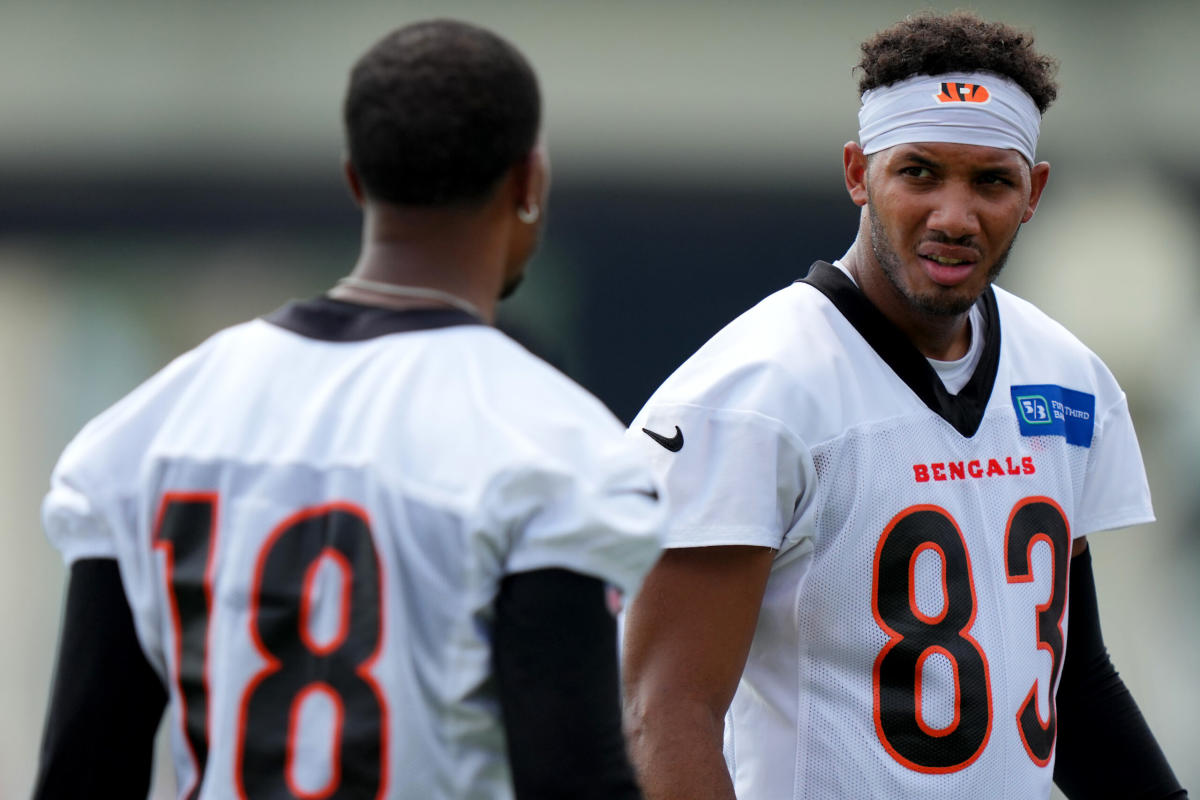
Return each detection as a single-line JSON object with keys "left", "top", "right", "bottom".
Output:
{"left": 622, "top": 11, "right": 1186, "bottom": 800}
{"left": 631, "top": 262, "right": 1147, "bottom": 798}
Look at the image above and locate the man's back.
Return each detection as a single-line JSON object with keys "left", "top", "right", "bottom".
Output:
{"left": 44, "top": 298, "right": 662, "bottom": 798}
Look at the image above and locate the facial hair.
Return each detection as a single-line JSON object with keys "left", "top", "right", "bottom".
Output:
{"left": 868, "top": 201, "right": 1019, "bottom": 317}
{"left": 500, "top": 272, "right": 524, "bottom": 299}
{"left": 501, "top": 211, "right": 546, "bottom": 301}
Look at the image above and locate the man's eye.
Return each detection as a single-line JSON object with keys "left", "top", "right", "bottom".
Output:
{"left": 901, "top": 166, "right": 933, "bottom": 178}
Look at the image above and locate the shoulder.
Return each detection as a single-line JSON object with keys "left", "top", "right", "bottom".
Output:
{"left": 994, "top": 287, "right": 1087, "bottom": 350}
{"left": 469, "top": 326, "right": 625, "bottom": 432}
{"left": 994, "top": 287, "right": 1125, "bottom": 402}
{"left": 635, "top": 282, "right": 861, "bottom": 438}
{"left": 395, "top": 326, "right": 638, "bottom": 486}
{"left": 441, "top": 329, "right": 665, "bottom": 587}
{"left": 52, "top": 324, "right": 252, "bottom": 494}
{"left": 43, "top": 322, "right": 256, "bottom": 563}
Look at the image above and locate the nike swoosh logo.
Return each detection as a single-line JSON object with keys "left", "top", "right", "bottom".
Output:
{"left": 642, "top": 425, "right": 683, "bottom": 452}
{"left": 612, "top": 486, "right": 660, "bottom": 501}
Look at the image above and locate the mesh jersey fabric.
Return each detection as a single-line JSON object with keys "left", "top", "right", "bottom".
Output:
{"left": 44, "top": 297, "right": 664, "bottom": 800}
{"left": 629, "top": 265, "right": 1152, "bottom": 800}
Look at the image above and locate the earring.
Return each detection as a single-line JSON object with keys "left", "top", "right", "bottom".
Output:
{"left": 517, "top": 202, "right": 540, "bottom": 225}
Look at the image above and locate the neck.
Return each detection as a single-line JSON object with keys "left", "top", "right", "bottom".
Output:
{"left": 840, "top": 240, "right": 973, "bottom": 361}
{"left": 329, "top": 204, "right": 507, "bottom": 323}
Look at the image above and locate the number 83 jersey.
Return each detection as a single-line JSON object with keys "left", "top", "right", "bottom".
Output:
{"left": 43, "top": 298, "right": 663, "bottom": 800}
{"left": 630, "top": 263, "right": 1154, "bottom": 800}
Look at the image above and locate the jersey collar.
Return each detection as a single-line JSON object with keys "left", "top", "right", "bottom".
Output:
{"left": 798, "top": 261, "right": 1001, "bottom": 438}
{"left": 263, "top": 296, "right": 484, "bottom": 342}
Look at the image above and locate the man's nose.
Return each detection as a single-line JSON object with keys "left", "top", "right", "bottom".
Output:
{"left": 926, "top": 182, "right": 983, "bottom": 240}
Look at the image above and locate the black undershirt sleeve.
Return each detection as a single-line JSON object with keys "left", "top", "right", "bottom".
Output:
{"left": 493, "top": 568, "right": 643, "bottom": 800}
{"left": 1054, "top": 547, "right": 1188, "bottom": 799}
{"left": 33, "top": 558, "right": 167, "bottom": 800}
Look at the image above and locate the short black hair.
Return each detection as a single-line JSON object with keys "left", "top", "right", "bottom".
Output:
{"left": 343, "top": 19, "right": 541, "bottom": 207}
{"left": 856, "top": 11, "right": 1058, "bottom": 114}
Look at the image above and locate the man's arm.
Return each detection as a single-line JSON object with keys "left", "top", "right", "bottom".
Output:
{"left": 622, "top": 545, "right": 776, "bottom": 800}
{"left": 493, "top": 567, "right": 644, "bottom": 800}
{"left": 33, "top": 558, "right": 167, "bottom": 799}
{"left": 1054, "top": 539, "right": 1188, "bottom": 799}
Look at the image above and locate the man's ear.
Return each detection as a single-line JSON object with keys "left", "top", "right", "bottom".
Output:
{"left": 343, "top": 159, "right": 366, "bottom": 207}
{"left": 1022, "top": 161, "right": 1051, "bottom": 223}
{"left": 515, "top": 144, "right": 549, "bottom": 219}
{"left": 844, "top": 141, "right": 870, "bottom": 208}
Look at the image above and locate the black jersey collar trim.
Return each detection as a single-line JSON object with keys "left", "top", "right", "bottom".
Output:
{"left": 798, "top": 261, "right": 1001, "bottom": 438}
{"left": 263, "top": 296, "right": 484, "bottom": 342}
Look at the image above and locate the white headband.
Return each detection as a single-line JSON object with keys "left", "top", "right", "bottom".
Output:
{"left": 858, "top": 71, "right": 1041, "bottom": 163}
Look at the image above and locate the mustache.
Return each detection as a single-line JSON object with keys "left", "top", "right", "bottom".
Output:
{"left": 921, "top": 232, "right": 980, "bottom": 250}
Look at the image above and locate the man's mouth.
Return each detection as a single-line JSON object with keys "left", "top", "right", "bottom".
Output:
{"left": 917, "top": 249, "right": 980, "bottom": 287}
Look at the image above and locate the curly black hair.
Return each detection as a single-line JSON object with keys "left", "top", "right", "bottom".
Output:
{"left": 856, "top": 11, "right": 1058, "bottom": 113}
{"left": 343, "top": 19, "right": 541, "bottom": 207}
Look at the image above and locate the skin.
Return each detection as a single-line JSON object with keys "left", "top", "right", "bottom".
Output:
{"left": 623, "top": 546, "right": 775, "bottom": 800}
{"left": 623, "top": 139, "right": 1085, "bottom": 800}
{"left": 840, "top": 140, "right": 1050, "bottom": 359}
{"left": 329, "top": 144, "right": 550, "bottom": 323}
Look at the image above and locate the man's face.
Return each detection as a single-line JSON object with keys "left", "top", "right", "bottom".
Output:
{"left": 864, "top": 142, "right": 1043, "bottom": 317}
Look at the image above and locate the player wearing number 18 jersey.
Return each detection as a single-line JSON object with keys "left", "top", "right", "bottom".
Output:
{"left": 35, "top": 21, "right": 662, "bottom": 799}
{"left": 622, "top": 12, "right": 1187, "bottom": 800}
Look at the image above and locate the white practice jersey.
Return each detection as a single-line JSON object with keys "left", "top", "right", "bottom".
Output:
{"left": 630, "top": 263, "right": 1153, "bottom": 800}
{"left": 45, "top": 297, "right": 664, "bottom": 800}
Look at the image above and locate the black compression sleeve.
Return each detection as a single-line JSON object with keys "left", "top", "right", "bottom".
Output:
{"left": 33, "top": 558, "right": 167, "bottom": 800}
{"left": 1054, "top": 547, "right": 1188, "bottom": 799}
{"left": 493, "top": 568, "right": 643, "bottom": 800}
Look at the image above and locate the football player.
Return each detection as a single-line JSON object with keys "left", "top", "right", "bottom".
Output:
{"left": 622, "top": 12, "right": 1188, "bottom": 800}
{"left": 34, "top": 19, "right": 663, "bottom": 799}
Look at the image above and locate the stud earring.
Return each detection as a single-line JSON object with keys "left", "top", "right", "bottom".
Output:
{"left": 517, "top": 203, "right": 540, "bottom": 224}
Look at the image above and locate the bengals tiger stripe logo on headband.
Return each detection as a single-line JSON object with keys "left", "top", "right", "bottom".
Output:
{"left": 935, "top": 82, "right": 991, "bottom": 104}
{"left": 860, "top": 71, "right": 1038, "bottom": 162}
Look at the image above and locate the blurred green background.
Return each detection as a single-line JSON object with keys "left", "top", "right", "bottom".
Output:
{"left": 3, "top": 1, "right": 1197, "bottom": 797}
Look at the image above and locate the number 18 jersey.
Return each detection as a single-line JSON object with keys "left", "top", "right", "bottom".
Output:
{"left": 44, "top": 298, "right": 664, "bottom": 799}
{"left": 630, "top": 263, "right": 1153, "bottom": 799}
